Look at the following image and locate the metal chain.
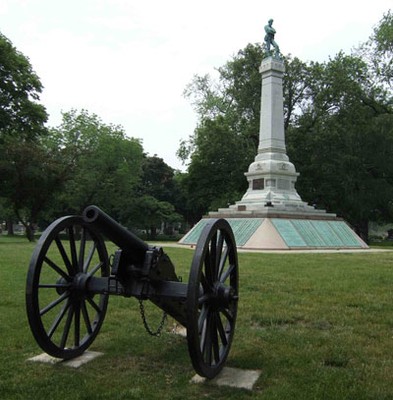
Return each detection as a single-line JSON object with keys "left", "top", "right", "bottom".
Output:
{"left": 138, "top": 299, "right": 167, "bottom": 337}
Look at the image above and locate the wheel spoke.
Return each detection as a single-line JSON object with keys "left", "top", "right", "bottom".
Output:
{"left": 48, "top": 300, "right": 71, "bottom": 339}
{"left": 218, "top": 246, "right": 229, "bottom": 280}
{"left": 198, "top": 294, "right": 210, "bottom": 306}
{"left": 86, "top": 296, "right": 102, "bottom": 314}
{"left": 200, "top": 272, "right": 209, "bottom": 292}
{"left": 204, "top": 249, "right": 213, "bottom": 286}
{"left": 68, "top": 226, "right": 79, "bottom": 273}
{"left": 203, "top": 313, "right": 213, "bottom": 365}
{"left": 44, "top": 257, "right": 71, "bottom": 281}
{"left": 220, "top": 307, "right": 234, "bottom": 325}
{"left": 198, "top": 305, "right": 209, "bottom": 333}
{"left": 211, "top": 312, "right": 220, "bottom": 364}
{"left": 216, "top": 311, "right": 228, "bottom": 347}
{"left": 87, "top": 261, "right": 104, "bottom": 278}
{"left": 210, "top": 233, "right": 218, "bottom": 281}
{"left": 220, "top": 263, "right": 235, "bottom": 284}
{"left": 38, "top": 283, "right": 71, "bottom": 289}
{"left": 78, "top": 228, "right": 87, "bottom": 272}
{"left": 74, "top": 303, "right": 81, "bottom": 347}
{"left": 60, "top": 304, "right": 74, "bottom": 349}
{"left": 40, "top": 291, "right": 70, "bottom": 316}
{"left": 55, "top": 236, "right": 74, "bottom": 275}
{"left": 216, "top": 232, "right": 224, "bottom": 275}
{"left": 199, "top": 309, "right": 208, "bottom": 352}
{"left": 84, "top": 242, "right": 97, "bottom": 273}
{"left": 81, "top": 300, "right": 93, "bottom": 334}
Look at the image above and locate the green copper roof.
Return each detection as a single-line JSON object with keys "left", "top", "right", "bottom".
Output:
{"left": 226, "top": 218, "right": 264, "bottom": 246}
{"left": 180, "top": 218, "right": 363, "bottom": 249}
{"left": 180, "top": 218, "right": 263, "bottom": 246}
{"left": 271, "top": 219, "right": 363, "bottom": 248}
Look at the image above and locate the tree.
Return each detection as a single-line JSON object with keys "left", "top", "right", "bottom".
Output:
{"left": 287, "top": 52, "right": 393, "bottom": 240}
{"left": 0, "top": 135, "right": 66, "bottom": 240}
{"left": 138, "top": 155, "right": 177, "bottom": 204}
{"left": 130, "top": 155, "right": 182, "bottom": 238}
{"left": 182, "top": 43, "right": 263, "bottom": 153}
{"left": 50, "top": 110, "right": 145, "bottom": 221}
{"left": 124, "top": 195, "right": 180, "bottom": 239}
{"left": 180, "top": 117, "right": 251, "bottom": 224}
{"left": 0, "top": 32, "right": 50, "bottom": 240}
{"left": 362, "top": 10, "right": 393, "bottom": 88}
{"left": 0, "top": 32, "right": 47, "bottom": 140}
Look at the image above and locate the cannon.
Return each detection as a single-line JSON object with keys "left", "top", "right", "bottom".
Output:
{"left": 25, "top": 206, "right": 239, "bottom": 378}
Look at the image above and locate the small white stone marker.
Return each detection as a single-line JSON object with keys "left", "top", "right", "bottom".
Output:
{"left": 171, "top": 324, "right": 187, "bottom": 337}
{"left": 191, "top": 367, "right": 261, "bottom": 390}
{"left": 28, "top": 351, "right": 103, "bottom": 368}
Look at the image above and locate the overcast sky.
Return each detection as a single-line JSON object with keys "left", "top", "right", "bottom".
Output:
{"left": 1, "top": 0, "right": 391, "bottom": 170}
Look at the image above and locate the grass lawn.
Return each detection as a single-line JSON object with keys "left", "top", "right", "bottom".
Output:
{"left": 1, "top": 235, "right": 393, "bottom": 399}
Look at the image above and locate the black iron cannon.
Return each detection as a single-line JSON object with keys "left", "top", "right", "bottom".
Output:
{"left": 26, "top": 206, "right": 239, "bottom": 378}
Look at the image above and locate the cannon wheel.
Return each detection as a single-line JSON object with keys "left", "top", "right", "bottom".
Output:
{"left": 26, "top": 216, "right": 109, "bottom": 359}
{"left": 186, "top": 219, "right": 239, "bottom": 379}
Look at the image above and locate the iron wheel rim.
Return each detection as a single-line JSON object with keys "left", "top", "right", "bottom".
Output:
{"left": 26, "top": 216, "right": 109, "bottom": 359}
{"left": 186, "top": 219, "right": 239, "bottom": 378}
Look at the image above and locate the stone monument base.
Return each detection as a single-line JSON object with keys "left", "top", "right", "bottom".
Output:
{"left": 179, "top": 213, "right": 368, "bottom": 250}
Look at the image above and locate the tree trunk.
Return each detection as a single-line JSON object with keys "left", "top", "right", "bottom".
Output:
{"left": 25, "top": 224, "right": 35, "bottom": 242}
{"left": 6, "top": 218, "right": 14, "bottom": 235}
{"left": 149, "top": 226, "right": 157, "bottom": 240}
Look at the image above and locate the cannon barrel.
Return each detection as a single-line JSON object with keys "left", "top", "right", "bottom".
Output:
{"left": 82, "top": 205, "right": 149, "bottom": 265}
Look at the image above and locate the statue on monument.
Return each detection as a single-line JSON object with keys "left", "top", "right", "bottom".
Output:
{"left": 264, "top": 19, "right": 280, "bottom": 57}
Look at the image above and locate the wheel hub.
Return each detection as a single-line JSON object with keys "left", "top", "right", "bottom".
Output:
{"left": 56, "top": 273, "right": 90, "bottom": 298}
{"left": 211, "top": 282, "right": 236, "bottom": 308}
{"left": 73, "top": 273, "right": 90, "bottom": 295}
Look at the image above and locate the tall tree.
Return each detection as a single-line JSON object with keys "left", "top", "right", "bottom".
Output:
{"left": 362, "top": 10, "right": 393, "bottom": 88}
{"left": 0, "top": 32, "right": 47, "bottom": 140}
{"left": 138, "top": 155, "right": 177, "bottom": 204}
{"left": 0, "top": 136, "right": 67, "bottom": 240}
{"left": 50, "top": 109, "right": 145, "bottom": 221}
{"left": 130, "top": 155, "right": 181, "bottom": 238}
{"left": 180, "top": 116, "right": 252, "bottom": 224}
{"left": 285, "top": 52, "right": 393, "bottom": 240}
{"left": 0, "top": 32, "right": 50, "bottom": 240}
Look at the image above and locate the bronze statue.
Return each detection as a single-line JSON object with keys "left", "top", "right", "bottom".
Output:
{"left": 264, "top": 19, "right": 280, "bottom": 56}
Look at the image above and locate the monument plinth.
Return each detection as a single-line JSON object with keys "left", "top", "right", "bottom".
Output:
{"left": 180, "top": 22, "right": 367, "bottom": 250}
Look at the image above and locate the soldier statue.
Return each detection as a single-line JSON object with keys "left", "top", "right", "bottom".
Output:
{"left": 264, "top": 19, "right": 280, "bottom": 57}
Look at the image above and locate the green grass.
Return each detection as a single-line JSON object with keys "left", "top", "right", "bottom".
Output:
{"left": 1, "top": 235, "right": 393, "bottom": 399}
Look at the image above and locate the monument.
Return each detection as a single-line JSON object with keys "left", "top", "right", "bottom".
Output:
{"left": 180, "top": 20, "right": 367, "bottom": 250}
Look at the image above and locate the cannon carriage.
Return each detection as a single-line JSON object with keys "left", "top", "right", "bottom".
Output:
{"left": 26, "top": 206, "right": 239, "bottom": 378}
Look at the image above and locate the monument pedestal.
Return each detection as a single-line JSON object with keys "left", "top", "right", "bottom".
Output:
{"left": 180, "top": 57, "right": 367, "bottom": 250}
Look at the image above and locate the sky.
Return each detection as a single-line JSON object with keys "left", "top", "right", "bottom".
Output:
{"left": 0, "top": 0, "right": 391, "bottom": 170}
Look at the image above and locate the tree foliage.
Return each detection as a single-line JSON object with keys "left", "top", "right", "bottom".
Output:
{"left": 0, "top": 32, "right": 47, "bottom": 140}
{"left": 0, "top": 32, "right": 50, "bottom": 240}
{"left": 367, "top": 10, "right": 393, "bottom": 88}
{"left": 287, "top": 53, "right": 393, "bottom": 238}
{"left": 50, "top": 109, "right": 145, "bottom": 219}
{"left": 126, "top": 155, "right": 182, "bottom": 238}
{"left": 180, "top": 117, "right": 252, "bottom": 223}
